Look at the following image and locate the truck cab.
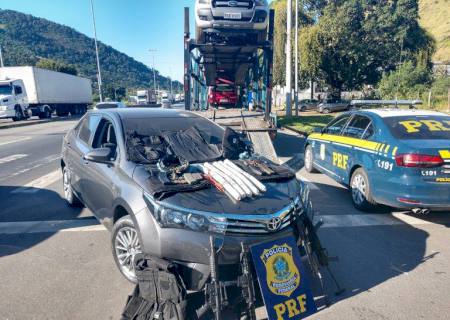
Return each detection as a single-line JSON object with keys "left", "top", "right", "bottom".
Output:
{"left": 0, "top": 79, "right": 30, "bottom": 121}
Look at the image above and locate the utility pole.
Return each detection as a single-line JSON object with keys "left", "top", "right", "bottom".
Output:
{"left": 149, "top": 49, "right": 157, "bottom": 95}
{"left": 169, "top": 67, "right": 173, "bottom": 100}
{"left": 294, "top": 0, "right": 299, "bottom": 116}
{"left": 285, "top": 0, "right": 292, "bottom": 117}
{"left": 90, "top": 0, "right": 103, "bottom": 102}
{"left": 0, "top": 45, "right": 4, "bottom": 68}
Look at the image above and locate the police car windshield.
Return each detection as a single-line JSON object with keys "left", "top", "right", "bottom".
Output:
{"left": 384, "top": 115, "right": 450, "bottom": 140}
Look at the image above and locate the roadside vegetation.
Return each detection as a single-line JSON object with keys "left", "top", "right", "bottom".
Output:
{"left": 279, "top": 114, "right": 335, "bottom": 135}
{"left": 0, "top": 9, "right": 180, "bottom": 101}
{"left": 271, "top": 0, "right": 449, "bottom": 109}
{"left": 379, "top": 61, "right": 450, "bottom": 110}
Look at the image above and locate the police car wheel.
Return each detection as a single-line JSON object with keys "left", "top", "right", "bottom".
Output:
{"left": 350, "top": 168, "right": 377, "bottom": 211}
{"left": 304, "top": 145, "right": 318, "bottom": 173}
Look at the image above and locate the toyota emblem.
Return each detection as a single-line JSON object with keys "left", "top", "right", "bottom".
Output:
{"left": 266, "top": 217, "right": 282, "bottom": 232}
{"left": 228, "top": 1, "right": 238, "bottom": 6}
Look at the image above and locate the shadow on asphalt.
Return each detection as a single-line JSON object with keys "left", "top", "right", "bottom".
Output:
{"left": 0, "top": 186, "right": 84, "bottom": 258}
{"left": 0, "top": 115, "right": 83, "bottom": 130}
{"left": 273, "top": 131, "right": 306, "bottom": 158}
{"left": 269, "top": 133, "right": 448, "bottom": 311}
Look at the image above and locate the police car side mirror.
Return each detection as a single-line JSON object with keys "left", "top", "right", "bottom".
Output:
{"left": 312, "top": 127, "right": 323, "bottom": 134}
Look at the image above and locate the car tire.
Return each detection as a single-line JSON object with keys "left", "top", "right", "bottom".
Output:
{"left": 350, "top": 168, "right": 377, "bottom": 211}
{"left": 12, "top": 106, "right": 24, "bottom": 122}
{"left": 304, "top": 145, "right": 318, "bottom": 173}
{"left": 39, "top": 107, "right": 51, "bottom": 119}
{"left": 111, "top": 215, "right": 142, "bottom": 284}
{"left": 300, "top": 106, "right": 307, "bottom": 112}
{"left": 322, "top": 108, "right": 331, "bottom": 114}
{"left": 62, "top": 167, "right": 83, "bottom": 207}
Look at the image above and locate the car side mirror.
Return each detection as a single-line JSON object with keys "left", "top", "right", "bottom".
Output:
{"left": 312, "top": 127, "right": 323, "bottom": 134}
{"left": 84, "top": 147, "right": 115, "bottom": 165}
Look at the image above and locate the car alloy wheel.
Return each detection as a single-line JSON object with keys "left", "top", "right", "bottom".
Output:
{"left": 351, "top": 173, "right": 366, "bottom": 206}
{"left": 114, "top": 225, "right": 141, "bottom": 282}
{"left": 63, "top": 168, "right": 73, "bottom": 203}
{"left": 304, "top": 146, "right": 315, "bottom": 173}
{"left": 63, "top": 167, "right": 82, "bottom": 207}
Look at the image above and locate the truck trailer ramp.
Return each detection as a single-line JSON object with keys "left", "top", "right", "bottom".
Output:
{"left": 242, "top": 116, "right": 279, "bottom": 164}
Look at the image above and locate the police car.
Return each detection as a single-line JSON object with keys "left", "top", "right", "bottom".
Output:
{"left": 304, "top": 109, "right": 450, "bottom": 212}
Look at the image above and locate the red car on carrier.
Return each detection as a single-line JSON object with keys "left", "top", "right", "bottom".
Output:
{"left": 208, "top": 79, "right": 238, "bottom": 108}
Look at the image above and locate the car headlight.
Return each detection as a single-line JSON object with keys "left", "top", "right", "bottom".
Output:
{"left": 144, "top": 192, "right": 227, "bottom": 233}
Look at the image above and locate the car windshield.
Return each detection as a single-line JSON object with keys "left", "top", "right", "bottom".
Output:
{"left": 123, "top": 116, "right": 225, "bottom": 164}
{"left": 383, "top": 115, "right": 450, "bottom": 140}
{"left": 0, "top": 85, "right": 12, "bottom": 95}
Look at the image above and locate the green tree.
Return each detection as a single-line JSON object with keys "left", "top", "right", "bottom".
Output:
{"left": 378, "top": 60, "right": 431, "bottom": 99}
{"left": 36, "top": 58, "right": 78, "bottom": 75}
{"left": 299, "top": 0, "right": 434, "bottom": 96}
{"left": 273, "top": 0, "right": 287, "bottom": 86}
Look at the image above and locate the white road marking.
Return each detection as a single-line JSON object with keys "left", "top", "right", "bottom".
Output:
{"left": 318, "top": 213, "right": 450, "bottom": 228}
{"left": 0, "top": 137, "right": 32, "bottom": 147}
{"left": 0, "top": 154, "right": 28, "bottom": 164}
{"left": 0, "top": 212, "right": 446, "bottom": 235}
{"left": 0, "top": 154, "right": 60, "bottom": 182}
{"left": 10, "top": 169, "right": 62, "bottom": 194}
{"left": 0, "top": 219, "right": 105, "bottom": 234}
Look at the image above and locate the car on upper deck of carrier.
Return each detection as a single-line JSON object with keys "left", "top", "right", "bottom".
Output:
{"left": 304, "top": 108, "right": 450, "bottom": 212}
{"left": 195, "top": 0, "right": 269, "bottom": 44}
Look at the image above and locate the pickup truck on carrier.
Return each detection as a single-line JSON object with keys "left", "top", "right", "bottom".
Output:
{"left": 0, "top": 66, "right": 92, "bottom": 121}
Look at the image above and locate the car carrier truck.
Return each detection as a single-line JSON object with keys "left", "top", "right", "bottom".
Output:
{"left": 0, "top": 66, "right": 92, "bottom": 121}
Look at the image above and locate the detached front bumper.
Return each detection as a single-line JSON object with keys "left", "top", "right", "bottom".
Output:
{"left": 134, "top": 205, "right": 299, "bottom": 289}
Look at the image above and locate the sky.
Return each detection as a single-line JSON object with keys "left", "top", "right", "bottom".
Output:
{"left": 0, "top": 0, "right": 198, "bottom": 81}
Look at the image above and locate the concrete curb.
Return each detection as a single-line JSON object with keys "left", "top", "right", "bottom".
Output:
{"left": 282, "top": 125, "right": 309, "bottom": 137}
{"left": 0, "top": 116, "right": 80, "bottom": 130}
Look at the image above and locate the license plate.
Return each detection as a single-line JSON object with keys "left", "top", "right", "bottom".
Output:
{"left": 224, "top": 12, "right": 242, "bottom": 19}
{"left": 0, "top": 106, "right": 6, "bottom": 111}
{"left": 220, "top": 99, "right": 229, "bottom": 103}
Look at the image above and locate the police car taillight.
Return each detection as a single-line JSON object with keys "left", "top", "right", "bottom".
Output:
{"left": 395, "top": 154, "right": 444, "bottom": 168}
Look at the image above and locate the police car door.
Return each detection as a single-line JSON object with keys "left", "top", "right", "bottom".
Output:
{"left": 319, "top": 114, "right": 352, "bottom": 179}
{"left": 340, "top": 115, "right": 375, "bottom": 184}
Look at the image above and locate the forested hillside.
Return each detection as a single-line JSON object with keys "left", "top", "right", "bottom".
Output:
{"left": 0, "top": 9, "right": 180, "bottom": 98}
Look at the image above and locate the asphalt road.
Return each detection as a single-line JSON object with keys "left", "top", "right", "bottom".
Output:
{"left": 0, "top": 120, "right": 449, "bottom": 319}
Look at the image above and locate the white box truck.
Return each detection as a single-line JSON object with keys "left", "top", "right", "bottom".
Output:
{"left": 136, "top": 89, "right": 157, "bottom": 105}
{"left": 0, "top": 66, "right": 92, "bottom": 121}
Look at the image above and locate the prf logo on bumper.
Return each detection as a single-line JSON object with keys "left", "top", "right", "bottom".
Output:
{"left": 261, "top": 243, "right": 300, "bottom": 297}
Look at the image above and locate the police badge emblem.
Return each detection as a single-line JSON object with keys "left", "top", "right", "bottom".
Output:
{"left": 260, "top": 243, "right": 301, "bottom": 297}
